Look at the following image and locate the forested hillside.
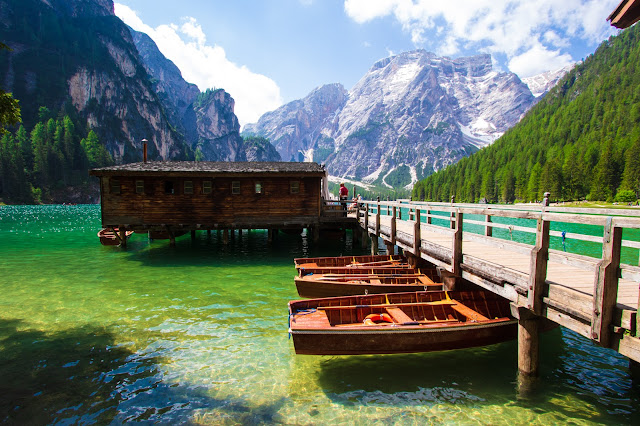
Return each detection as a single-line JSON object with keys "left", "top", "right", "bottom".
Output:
{"left": 0, "top": 107, "right": 112, "bottom": 203}
{"left": 412, "top": 24, "right": 640, "bottom": 204}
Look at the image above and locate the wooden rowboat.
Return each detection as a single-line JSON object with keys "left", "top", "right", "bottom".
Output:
{"left": 98, "top": 227, "right": 133, "bottom": 246}
{"left": 294, "top": 273, "right": 441, "bottom": 299}
{"left": 295, "top": 254, "right": 409, "bottom": 275}
{"left": 288, "top": 290, "right": 517, "bottom": 355}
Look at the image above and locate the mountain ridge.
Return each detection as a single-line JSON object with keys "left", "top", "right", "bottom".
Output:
{"left": 245, "top": 49, "right": 558, "bottom": 189}
{"left": 411, "top": 25, "right": 640, "bottom": 203}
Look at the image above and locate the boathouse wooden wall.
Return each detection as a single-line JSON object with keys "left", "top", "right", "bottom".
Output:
{"left": 97, "top": 174, "right": 322, "bottom": 228}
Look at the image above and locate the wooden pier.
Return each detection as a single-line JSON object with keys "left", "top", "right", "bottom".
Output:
{"left": 353, "top": 197, "right": 640, "bottom": 373}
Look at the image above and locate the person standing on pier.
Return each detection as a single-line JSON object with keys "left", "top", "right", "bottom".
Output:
{"left": 339, "top": 183, "right": 349, "bottom": 216}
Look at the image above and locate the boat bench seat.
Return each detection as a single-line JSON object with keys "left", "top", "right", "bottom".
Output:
{"left": 449, "top": 300, "right": 489, "bottom": 321}
{"left": 385, "top": 307, "right": 414, "bottom": 323}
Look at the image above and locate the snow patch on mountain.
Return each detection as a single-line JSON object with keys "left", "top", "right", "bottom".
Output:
{"left": 522, "top": 65, "right": 573, "bottom": 97}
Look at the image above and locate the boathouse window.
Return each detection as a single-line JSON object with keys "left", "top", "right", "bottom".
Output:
{"left": 135, "top": 180, "right": 144, "bottom": 194}
{"left": 110, "top": 179, "right": 121, "bottom": 195}
{"left": 184, "top": 180, "right": 193, "bottom": 194}
{"left": 202, "top": 180, "right": 212, "bottom": 194}
{"left": 232, "top": 181, "right": 240, "bottom": 195}
{"left": 290, "top": 181, "right": 300, "bottom": 194}
{"left": 164, "top": 181, "right": 174, "bottom": 194}
{"left": 255, "top": 182, "right": 263, "bottom": 194}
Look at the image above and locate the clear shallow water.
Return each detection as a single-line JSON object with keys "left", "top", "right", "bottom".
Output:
{"left": 0, "top": 205, "right": 638, "bottom": 424}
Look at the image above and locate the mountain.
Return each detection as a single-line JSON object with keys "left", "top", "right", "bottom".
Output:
{"left": 244, "top": 50, "right": 535, "bottom": 189}
{"left": 0, "top": 0, "right": 192, "bottom": 162}
{"left": 129, "top": 29, "right": 259, "bottom": 162}
{"left": 0, "top": 0, "right": 278, "bottom": 166}
{"left": 244, "top": 83, "right": 347, "bottom": 162}
{"left": 411, "top": 24, "right": 640, "bottom": 204}
{"left": 521, "top": 65, "right": 573, "bottom": 98}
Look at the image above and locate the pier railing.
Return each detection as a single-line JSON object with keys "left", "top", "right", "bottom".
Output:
{"left": 356, "top": 199, "right": 640, "bottom": 360}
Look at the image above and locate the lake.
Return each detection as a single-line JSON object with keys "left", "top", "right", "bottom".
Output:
{"left": 0, "top": 205, "right": 637, "bottom": 424}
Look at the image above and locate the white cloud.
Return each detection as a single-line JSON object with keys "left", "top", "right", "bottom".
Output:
{"left": 114, "top": 3, "right": 282, "bottom": 126}
{"left": 508, "top": 44, "right": 574, "bottom": 77}
{"left": 343, "top": 0, "right": 619, "bottom": 77}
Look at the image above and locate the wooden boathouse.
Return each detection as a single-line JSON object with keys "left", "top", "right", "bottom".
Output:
{"left": 89, "top": 161, "right": 354, "bottom": 244}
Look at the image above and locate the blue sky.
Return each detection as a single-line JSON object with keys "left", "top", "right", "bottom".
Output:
{"left": 114, "top": 0, "right": 621, "bottom": 126}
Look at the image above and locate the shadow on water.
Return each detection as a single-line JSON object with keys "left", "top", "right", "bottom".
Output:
{"left": 0, "top": 318, "right": 287, "bottom": 424}
{"left": 309, "top": 326, "right": 639, "bottom": 423}
{"left": 121, "top": 229, "right": 369, "bottom": 269}
{"left": 0, "top": 318, "right": 139, "bottom": 424}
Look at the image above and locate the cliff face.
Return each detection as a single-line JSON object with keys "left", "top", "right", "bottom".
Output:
{"left": 129, "top": 29, "right": 251, "bottom": 162}
{"left": 0, "top": 0, "right": 278, "bottom": 164}
{"left": 0, "top": 0, "right": 190, "bottom": 162}
{"left": 245, "top": 50, "right": 537, "bottom": 188}
{"left": 244, "top": 83, "right": 348, "bottom": 162}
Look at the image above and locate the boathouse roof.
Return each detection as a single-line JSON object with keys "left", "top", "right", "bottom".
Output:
{"left": 609, "top": 0, "right": 640, "bottom": 28}
{"left": 90, "top": 161, "right": 327, "bottom": 177}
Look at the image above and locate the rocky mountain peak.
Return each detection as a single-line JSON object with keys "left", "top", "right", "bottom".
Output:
{"left": 245, "top": 50, "right": 541, "bottom": 189}
{"left": 522, "top": 64, "right": 574, "bottom": 97}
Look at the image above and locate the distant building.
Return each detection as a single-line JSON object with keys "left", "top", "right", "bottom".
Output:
{"left": 90, "top": 161, "right": 329, "bottom": 238}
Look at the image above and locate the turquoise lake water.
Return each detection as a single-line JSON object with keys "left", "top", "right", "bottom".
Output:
{"left": 0, "top": 205, "right": 638, "bottom": 424}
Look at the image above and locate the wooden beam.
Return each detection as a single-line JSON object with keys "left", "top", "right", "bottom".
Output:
{"left": 119, "top": 225, "right": 127, "bottom": 248}
{"left": 391, "top": 205, "right": 397, "bottom": 245}
{"left": 375, "top": 198, "right": 381, "bottom": 236}
{"left": 452, "top": 209, "right": 463, "bottom": 277}
{"left": 592, "top": 219, "right": 623, "bottom": 347}
{"left": 413, "top": 208, "right": 421, "bottom": 257}
{"left": 528, "top": 217, "right": 550, "bottom": 315}
{"left": 485, "top": 214, "right": 492, "bottom": 237}
{"left": 517, "top": 308, "right": 540, "bottom": 377}
{"left": 370, "top": 233, "right": 379, "bottom": 255}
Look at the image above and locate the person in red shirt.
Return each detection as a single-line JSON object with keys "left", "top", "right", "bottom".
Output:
{"left": 339, "top": 183, "right": 349, "bottom": 214}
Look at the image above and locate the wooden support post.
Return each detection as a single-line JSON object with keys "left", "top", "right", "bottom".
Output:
{"left": 352, "top": 226, "right": 359, "bottom": 244}
{"left": 391, "top": 205, "right": 397, "bottom": 245}
{"left": 370, "top": 233, "right": 379, "bottom": 255}
{"left": 398, "top": 204, "right": 402, "bottom": 220}
{"left": 452, "top": 209, "right": 463, "bottom": 277}
{"left": 450, "top": 195, "right": 456, "bottom": 230}
{"left": 528, "top": 216, "right": 550, "bottom": 315}
{"left": 191, "top": 230, "right": 196, "bottom": 241}
{"left": 592, "top": 218, "right": 622, "bottom": 347}
{"left": 426, "top": 208, "right": 431, "bottom": 225}
{"left": 313, "top": 226, "right": 320, "bottom": 243}
{"left": 364, "top": 203, "right": 369, "bottom": 233}
{"left": 518, "top": 312, "right": 540, "bottom": 377}
{"left": 440, "top": 269, "right": 457, "bottom": 291}
{"left": 119, "top": 226, "right": 127, "bottom": 248}
{"left": 413, "top": 208, "right": 421, "bottom": 257}
{"left": 485, "top": 214, "right": 492, "bottom": 237}
{"left": 207, "top": 229, "right": 211, "bottom": 237}
{"left": 267, "top": 228, "right": 273, "bottom": 243}
{"left": 385, "top": 241, "right": 395, "bottom": 255}
{"left": 375, "top": 198, "right": 381, "bottom": 236}
{"left": 223, "top": 228, "right": 229, "bottom": 245}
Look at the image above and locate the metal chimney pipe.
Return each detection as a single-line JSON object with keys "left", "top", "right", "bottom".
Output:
{"left": 142, "top": 139, "right": 148, "bottom": 162}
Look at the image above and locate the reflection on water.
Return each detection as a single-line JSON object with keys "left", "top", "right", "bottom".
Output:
{"left": 0, "top": 205, "right": 638, "bottom": 424}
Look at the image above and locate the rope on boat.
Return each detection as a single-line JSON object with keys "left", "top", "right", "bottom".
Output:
{"left": 289, "top": 308, "right": 317, "bottom": 339}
